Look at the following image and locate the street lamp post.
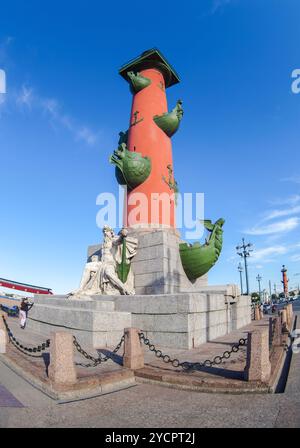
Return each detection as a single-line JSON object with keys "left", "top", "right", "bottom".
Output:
{"left": 256, "top": 274, "right": 262, "bottom": 304}
{"left": 238, "top": 263, "right": 243, "bottom": 295}
{"left": 236, "top": 238, "right": 253, "bottom": 295}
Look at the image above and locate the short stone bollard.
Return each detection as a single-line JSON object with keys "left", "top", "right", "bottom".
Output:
{"left": 0, "top": 329, "right": 6, "bottom": 354}
{"left": 123, "top": 328, "right": 144, "bottom": 370}
{"left": 286, "top": 304, "right": 293, "bottom": 329}
{"left": 280, "top": 309, "right": 288, "bottom": 332}
{"left": 254, "top": 306, "right": 261, "bottom": 321}
{"left": 48, "top": 332, "right": 77, "bottom": 386}
{"left": 244, "top": 327, "right": 271, "bottom": 383}
{"left": 0, "top": 313, "right": 8, "bottom": 345}
{"left": 269, "top": 316, "right": 282, "bottom": 347}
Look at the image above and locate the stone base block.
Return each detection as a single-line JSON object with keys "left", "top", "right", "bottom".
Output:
{"left": 28, "top": 296, "right": 131, "bottom": 348}
{"left": 31, "top": 288, "right": 251, "bottom": 350}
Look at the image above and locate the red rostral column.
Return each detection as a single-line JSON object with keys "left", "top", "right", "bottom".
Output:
{"left": 281, "top": 265, "right": 289, "bottom": 296}
{"left": 119, "top": 49, "right": 181, "bottom": 229}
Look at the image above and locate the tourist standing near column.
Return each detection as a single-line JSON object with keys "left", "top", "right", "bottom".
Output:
{"left": 19, "top": 298, "right": 33, "bottom": 329}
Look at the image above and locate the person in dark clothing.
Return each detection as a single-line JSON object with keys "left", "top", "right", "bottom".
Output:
{"left": 19, "top": 298, "right": 33, "bottom": 329}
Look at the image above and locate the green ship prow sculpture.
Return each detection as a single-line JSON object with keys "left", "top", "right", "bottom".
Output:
{"left": 179, "top": 218, "right": 225, "bottom": 282}
{"left": 153, "top": 99, "right": 183, "bottom": 137}
{"left": 127, "top": 71, "right": 151, "bottom": 94}
{"left": 110, "top": 142, "right": 151, "bottom": 191}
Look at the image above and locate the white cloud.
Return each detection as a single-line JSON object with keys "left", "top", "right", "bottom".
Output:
{"left": 42, "top": 98, "right": 59, "bottom": 117}
{"left": 14, "top": 86, "right": 99, "bottom": 147}
{"left": 249, "top": 245, "right": 288, "bottom": 262}
{"left": 17, "top": 85, "right": 34, "bottom": 109}
{"left": 0, "top": 37, "right": 99, "bottom": 147}
{"left": 245, "top": 217, "right": 300, "bottom": 235}
{"left": 76, "top": 127, "right": 97, "bottom": 146}
{"left": 0, "top": 36, "right": 13, "bottom": 63}
{"left": 210, "top": 0, "right": 232, "bottom": 14}
{"left": 281, "top": 176, "right": 300, "bottom": 184}
{"left": 279, "top": 195, "right": 300, "bottom": 205}
{"left": 262, "top": 205, "right": 300, "bottom": 221}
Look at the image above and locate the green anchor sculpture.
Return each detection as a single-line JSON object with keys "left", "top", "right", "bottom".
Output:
{"left": 127, "top": 71, "right": 151, "bottom": 94}
{"left": 117, "top": 236, "right": 131, "bottom": 283}
{"left": 162, "top": 164, "right": 179, "bottom": 204}
{"left": 179, "top": 218, "right": 225, "bottom": 282}
{"left": 153, "top": 99, "right": 183, "bottom": 137}
{"left": 110, "top": 142, "right": 151, "bottom": 191}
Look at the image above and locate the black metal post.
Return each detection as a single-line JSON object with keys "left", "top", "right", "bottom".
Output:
{"left": 238, "top": 263, "right": 243, "bottom": 295}
{"left": 236, "top": 238, "right": 253, "bottom": 296}
{"left": 256, "top": 274, "right": 262, "bottom": 304}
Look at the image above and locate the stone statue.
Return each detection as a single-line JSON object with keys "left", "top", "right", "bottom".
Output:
{"left": 70, "top": 226, "right": 138, "bottom": 298}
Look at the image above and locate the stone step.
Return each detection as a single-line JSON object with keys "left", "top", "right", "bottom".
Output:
{"left": 33, "top": 295, "right": 115, "bottom": 311}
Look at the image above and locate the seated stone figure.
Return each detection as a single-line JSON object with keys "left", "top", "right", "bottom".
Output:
{"left": 70, "top": 226, "right": 138, "bottom": 298}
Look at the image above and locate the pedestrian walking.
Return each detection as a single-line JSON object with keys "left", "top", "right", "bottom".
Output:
{"left": 260, "top": 303, "right": 264, "bottom": 316}
{"left": 19, "top": 298, "right": 33, "bottom": 329}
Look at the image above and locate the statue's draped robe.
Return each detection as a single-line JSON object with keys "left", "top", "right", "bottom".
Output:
{"left": 99, "top": 236, "right": 138, "bottom": 294}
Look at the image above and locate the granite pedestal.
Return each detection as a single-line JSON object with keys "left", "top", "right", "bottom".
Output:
{"left": 28, "top": 228, "right": 251, "bottom": 349}
{"left": 28, "top": 288, "right": 251, "bottom": 350}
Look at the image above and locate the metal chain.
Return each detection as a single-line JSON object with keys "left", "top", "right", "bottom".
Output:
{"left": 73, "top": 334, "right": 125, "bottom": 368}
{"left": 139, "top": 332, "right": 247, "bottom": 371}
{"left": 1, "top": 315, "right": 50, "bottom": 358}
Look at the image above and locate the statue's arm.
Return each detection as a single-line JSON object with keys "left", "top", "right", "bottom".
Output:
{"left": 112, "top": 228, "right": 128, "bottom": 246}
{"left": 78, "top": 264, "right": 92, "bottom": 289}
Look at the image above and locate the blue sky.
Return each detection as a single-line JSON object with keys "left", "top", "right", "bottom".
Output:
{"left": 0, "top": 0, "right": 300, "bottom": 295}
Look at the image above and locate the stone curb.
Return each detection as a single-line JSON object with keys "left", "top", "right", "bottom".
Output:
{"left": 268, "top": 315, "right": 296, "bottom": 393}
{"left": 135, "top": 374, "right": 269, "bottom": 394}
{"left": 0, "top": 354, "right": 136, "bottom": 402}
{"left": 268, "top": 333, "right": 290, "bottom": 393}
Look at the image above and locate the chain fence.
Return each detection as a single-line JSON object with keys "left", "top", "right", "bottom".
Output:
{"left": 6, "top": 310, "right": 285, "bottom": 373}
{"left": 1, "top": 315, "right": 50, "bottom": 358}
{"left": 73, "top": 334, "right": 125, "bottom": 367}
{"left": 139, "top": 332, "right": 248, "bottom": 371}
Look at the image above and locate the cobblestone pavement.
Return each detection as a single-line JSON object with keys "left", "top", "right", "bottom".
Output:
{"left": 0, "top": 304, "right": 299, "bottom": 428}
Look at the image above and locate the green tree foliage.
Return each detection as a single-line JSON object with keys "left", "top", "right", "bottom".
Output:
{"left": 251, "top": 292, "right": 260, "bottom": 303}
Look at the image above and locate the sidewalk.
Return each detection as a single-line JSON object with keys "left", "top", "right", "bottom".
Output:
{"left": 1, "top": 312, "right": 299, "bottom": 428}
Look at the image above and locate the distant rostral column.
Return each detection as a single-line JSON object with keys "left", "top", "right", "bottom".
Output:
{"left": 113, "top": 49, "right": 183, "bottom": 229}
{"left": 281, "top": 265, "right": 289, "bottom": 296}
